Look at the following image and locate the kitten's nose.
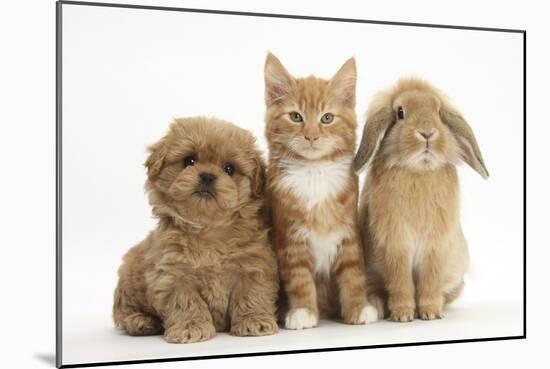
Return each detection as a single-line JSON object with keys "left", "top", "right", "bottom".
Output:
{"left": 304, "top": 135, "right": 319, "bottom": 144}
{"left": 199, "top": 172, "right": 217, "bottom": 186}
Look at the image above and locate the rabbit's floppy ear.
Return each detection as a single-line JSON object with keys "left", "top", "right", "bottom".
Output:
{"left": 440, "top": 108, "right": 489, "bottom": 179}
{"left": 353, "top": 107, "right": 395, "bottom": 174}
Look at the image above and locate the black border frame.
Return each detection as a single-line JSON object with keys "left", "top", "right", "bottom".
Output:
{"left": 55, "top": 1, "right": 527, "bottom": 367}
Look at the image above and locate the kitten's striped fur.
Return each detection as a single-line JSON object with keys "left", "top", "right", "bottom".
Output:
{"left": 264, "top": 53, "right": 376, "bottom": 328}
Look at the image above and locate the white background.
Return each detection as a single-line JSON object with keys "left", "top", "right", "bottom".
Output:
{"left": 0, "top": 0, "right": 547, "bottom": 368}
{"left": 60, "top": 2, "right": 523, "bottom": 365}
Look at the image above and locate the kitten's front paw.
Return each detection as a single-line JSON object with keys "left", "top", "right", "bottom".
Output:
{"left": 343, "top": 304, "right": 379, "bottom": 325}
{"left": 285, "top": 308, "right": 318, "bottom": 330}
{"left": 164, "top": 321, "right": 216, "bottom": 344}
{"left": 417, "top": 305, "right": 444, "bottom": 320}
{"left": 388, "top": 306, "right": 415, "bottom": 322}
{"left": 230, "top": 314, "right": 278, "bottom": 337}
{"left": 368, "top": 293, "right": 387, "bottom": 320}
{"left": 359, "top": 304, "right": 379, "bottom": 324}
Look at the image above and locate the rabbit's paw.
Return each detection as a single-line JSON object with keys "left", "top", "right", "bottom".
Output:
{"left": 388, "top": 306, "right": 415, "bottom": 322}
{"left": 417, "top": 305, "right": 444, "bottom": 320}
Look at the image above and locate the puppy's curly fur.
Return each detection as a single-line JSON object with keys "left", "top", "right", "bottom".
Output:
{"left": 113, "top": 117, "right": 279, "bottom": 343}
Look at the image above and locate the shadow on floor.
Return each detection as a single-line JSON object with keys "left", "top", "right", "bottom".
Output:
{"left": 34, "top": 353, "right": 56, "bottom": 367}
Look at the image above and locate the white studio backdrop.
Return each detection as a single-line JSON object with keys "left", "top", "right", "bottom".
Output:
{"left": 60, "top": 3, "right": 524, "bottom": 365}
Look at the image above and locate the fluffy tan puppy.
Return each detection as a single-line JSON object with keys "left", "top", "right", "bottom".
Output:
{"left": 113, "top": 117, "right": 279, "bottom": 343}
{"left": 354, "top": 78, "right": 488, "bottom": 322}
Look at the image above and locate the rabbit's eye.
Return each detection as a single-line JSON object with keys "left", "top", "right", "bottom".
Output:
{"left": 289, "top": 112, "right": 304, "bottom": 123}
{"left": 397, "top": 107, "right": 404, "bottom": 120}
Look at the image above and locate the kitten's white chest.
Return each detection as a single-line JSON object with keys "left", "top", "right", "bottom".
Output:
{"left": 307, "top": 229, "right": 346, "bottom": 275}
{"left": 293, "top": 226, "right": 347, "bottom": 275}
{"left": 277, "top": 156, "right": 352, "bottom": 209}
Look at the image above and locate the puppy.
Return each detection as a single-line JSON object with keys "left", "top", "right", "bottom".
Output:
{"left": 113, "top": 117, "right": 279, "bottom": 343}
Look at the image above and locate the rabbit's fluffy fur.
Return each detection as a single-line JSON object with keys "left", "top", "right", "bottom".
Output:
{"left": 354, "top": 78, "right": 488, "bottom": 322}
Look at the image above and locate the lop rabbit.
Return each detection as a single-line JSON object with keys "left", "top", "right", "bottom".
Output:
{"left": 354, "top": 78, "right": 488, "bottom": 322}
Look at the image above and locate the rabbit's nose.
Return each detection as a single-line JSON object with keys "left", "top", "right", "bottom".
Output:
{"left": 416, "top": 129, "right": 436, "bottom": 140}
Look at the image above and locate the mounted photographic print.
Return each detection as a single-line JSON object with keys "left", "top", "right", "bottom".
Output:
{"left": 56, "top": 1, "right": 526, "bottom": 367}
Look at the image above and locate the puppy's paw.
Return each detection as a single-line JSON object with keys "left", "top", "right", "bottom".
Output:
{"left": 123, "top": 313, "right": 163, "bottom": 336}
{"left": 388, "top": 306, "right": 415, "bottom": 323}
{"left": 230, "top": 314, "right": 278, "bottom": 337}
{"left": 285, "top": 308, "right": 318, "bottom": 330}
{"left": 164, "top": 321, "right": 216, "bottom": 344}
{"left": 417, "top": 305, "right": 444, "bottom": 320}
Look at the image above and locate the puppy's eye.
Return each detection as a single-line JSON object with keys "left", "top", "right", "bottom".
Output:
{"left": 320, "top": 113, "right": 334, "bottom": 124}
{"left": 289, "top": 112, "right": 303, "bottom": 123}
{"left": 397, "top": 107, "right": 405, "bottom": 120}
{"left": 183, "top": 156, "right": 196, "bottom": 167}
{"left": 223, "top": 163, "right": 235, "bottom": 176}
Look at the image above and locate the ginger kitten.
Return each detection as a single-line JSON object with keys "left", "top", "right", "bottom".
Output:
{"left": 264, "top": 53, "right": 377, "bottom": 329}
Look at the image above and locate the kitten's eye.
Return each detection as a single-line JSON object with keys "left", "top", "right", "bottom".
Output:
{"left": 289, "top": 112, "right": 303, "bottom": 123}
{"left": 223, "top": 163, "right": 235, "bottom": 176}
{"left": 320, "top": 113, "right": 334, "bottom": 124}
{"left": 397, "top": 107, "right": 405, "bottom": 120}
{"left": 183, "top": 155, "right": 196, "bottom": 167}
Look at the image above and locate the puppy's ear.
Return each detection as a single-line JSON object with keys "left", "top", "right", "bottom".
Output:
{"left": 251, "top": 153, "right": 266, "bottom": 197}
{"left": 353, "top": 107, "right": 395, "bottom": 173}
{"left": 329, "top": 57, "right": 357, "bottom": 109}
{"left": 440, "top": 108, "right": 489, "bottom": 179}
{"left": 264, "top": 52, "right": 294, "bottom": 106}
{"left": 144, "top": 137, "right": 168, "bottom": 180}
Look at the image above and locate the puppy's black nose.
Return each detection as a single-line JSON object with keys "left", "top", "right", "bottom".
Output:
{"left": 199, "top": 172, "right": 217, "bottom": 186}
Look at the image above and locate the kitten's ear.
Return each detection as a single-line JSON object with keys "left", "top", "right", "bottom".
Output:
{"left": 264, "top": 52, "right": 293, "bottom": 106}
{"left": 329, "top": 57, "right": 357, "bottom": 109}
